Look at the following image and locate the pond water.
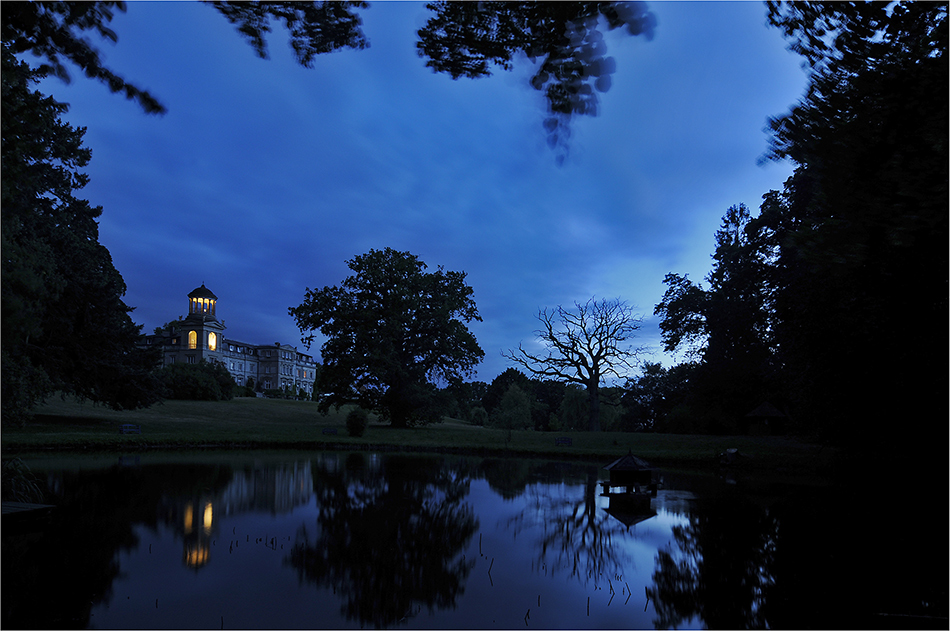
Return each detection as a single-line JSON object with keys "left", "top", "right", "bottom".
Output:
{"left": 2, "top": 451, "right": 945, "bottom": 629}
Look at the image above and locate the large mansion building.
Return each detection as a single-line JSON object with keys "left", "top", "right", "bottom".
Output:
{"left": 144, "top": 284, "right": 318, "bottom": 395}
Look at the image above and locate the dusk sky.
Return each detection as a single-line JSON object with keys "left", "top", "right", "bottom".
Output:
{"left": 35, "top": 1, "right": 808, "bottom": 383}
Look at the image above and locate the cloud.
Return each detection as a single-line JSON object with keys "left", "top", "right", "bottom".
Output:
{"left": 32, "top": 1, "right": 806, "bottom": 385}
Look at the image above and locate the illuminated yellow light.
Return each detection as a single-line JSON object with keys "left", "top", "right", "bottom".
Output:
{"left": 185, "top": 543, "right": 209, "bottom": 567}
{"left": 188, "top": 330, "right": 197, "bottom": 349}
{"left": 203, "top": 502, "right": 213, "bottom": 532}
{"left": 208, "top": 332, "right": 217, "bottom": 351}
{"left": 184, "top": 503, "right": 193, "bottom": 533}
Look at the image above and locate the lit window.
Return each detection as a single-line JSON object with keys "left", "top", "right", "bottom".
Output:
{"left": 208, "top": 332, "right": 217, "bottom": 351}
{"left": 188, "top": 330, "right": 197, "bottom": 349}
{"left": 203, "top": 502, "right": 213, "bottom": 532}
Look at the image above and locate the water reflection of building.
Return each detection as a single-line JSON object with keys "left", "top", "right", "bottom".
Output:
{"left": 162, "top": 462, "right": 313, "bottom": 569}
{"left": 182, "top": 500, "right": 214, "bottom": 568}
{"left": 600, "top": 452, "right": 658, "bottom": 530}
{"left": 217, "top": 461, "right": 313, "bottom": 516}
{"left": 603, "top": 493, "right": 657, "bottom": 530}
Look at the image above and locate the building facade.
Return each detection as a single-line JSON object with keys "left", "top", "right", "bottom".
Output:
{"left": 145, "top": 284, "right": 318, "bottom": 396}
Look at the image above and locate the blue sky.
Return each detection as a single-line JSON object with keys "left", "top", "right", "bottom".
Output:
{"left": 36, "top": 1, "right": 807, "bottom": 383}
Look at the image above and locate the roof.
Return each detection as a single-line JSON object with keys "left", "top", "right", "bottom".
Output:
{"left": 188, "top": 283, "right": 217, "bottom": 300}
{"left": 604, "top": 451, "right": 651, "bottom": 472}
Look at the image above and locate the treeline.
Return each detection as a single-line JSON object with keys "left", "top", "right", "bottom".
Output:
{"left": 426, "top": 368, "right": 675, "bottom": 434}
{"left": 442, "top": 2, "right": 949, "bottom": 442}
{"left": 653, "top": 3, "right": 948, "bottom": 443}
{"left": 4, "top": 3, "right": 944, "bottom": 444}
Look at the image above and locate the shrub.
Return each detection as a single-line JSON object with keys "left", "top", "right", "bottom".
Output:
{"left": 556, "top": 385, "right": 586, "bottom": 431}
{"left": 158, "top": 360, "right": 236, "bottom": 401}
{"left": 346, "top": 407, "right": 369, "bottom": 437}
{"left": 491, "top": 384, "right": 531, "bottom": 431}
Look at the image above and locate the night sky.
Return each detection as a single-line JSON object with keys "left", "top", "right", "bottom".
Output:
{"left": 35, "top": 1, "right": 807, "bottom": 383}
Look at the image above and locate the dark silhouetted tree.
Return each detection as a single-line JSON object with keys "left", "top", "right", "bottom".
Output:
{"left": 530, "top": 378, "right": 567, "bottom": 431}
{"left": 157, "top": 360, "right": 235, "bottom": 401}
{"left": 505, "top": 297, "right": 643, "bottom": 431}
{"left": 2, "top": 2, "right": 167, "bottom": 113}
{"left": 1, "top": 1, "right": 370, "bottom": 114}
{"left": 490, "top": 383, "right": 532, "bottom": 442}
{"left": 621, "top": 361, "right": 695, "bottom": 432}
{"left": 5, "top": 0, "right": 654, "bottom": 150}
{"left": 654, "top": 204, "right": 777, "bottom": 431}
{"left": 208, "top": 1, "right": 368, "bottom": 66}
{"left": 1, "top": 49, "right": 162, "bottom": 425}
{"left": 760, "top": 2, "right": 947, "bottom": 444}
{"left": 289, "top": 248, "right": 483, "bottom": 428}
{"left": 417, "top": 1, "right": 657, "bottom": 159}
{"left": 482, "top": 367, "right": 531, "bottom": 416}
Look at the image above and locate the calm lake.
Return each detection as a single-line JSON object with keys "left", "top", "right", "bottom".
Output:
{"left": 2, "top": 451, "right": 945, "bottom": 629}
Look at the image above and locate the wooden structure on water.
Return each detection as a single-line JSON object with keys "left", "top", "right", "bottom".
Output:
{"left": 601, "top": 451, "right": 657, "bottom": 497}
{"left": 600, "top": 451, "right": 657, "bottom": 529}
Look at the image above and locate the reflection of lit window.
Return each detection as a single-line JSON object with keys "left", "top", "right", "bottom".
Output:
{"left": 208, "top": 332, "right": 217, "bottom": 351}
{"left": 188, "top": 330, "right": 197, "bottom": 349}
{"left": 203, "top": 502, "right": 213, "bottom": 533}
{"left": 184, "top": 503, "right": 194, "bottom": 533}
{"left": 184, "top": 542, "right": 210, "bottom": 568}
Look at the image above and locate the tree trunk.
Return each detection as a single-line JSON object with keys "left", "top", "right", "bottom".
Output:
{"left": 587, "top": 384, "right": 601, "bottom": 432}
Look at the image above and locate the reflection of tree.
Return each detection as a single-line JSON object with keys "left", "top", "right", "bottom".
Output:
{"left": 507, "top": 464, "right": 632, "bottom": 585}
{"left": 287, "top": 454, "right": 478, "bottom": 628}
{"left": 1, "top": 462, "right": 233, "bottom": 629}
{"left": 647, "top": 492, "right": 776, "bottom": 629}
{"left": 479, "top": 458, "right": 531, "bottom": 500}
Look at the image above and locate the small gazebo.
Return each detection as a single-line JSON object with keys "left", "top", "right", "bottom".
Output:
{"left": 601, "top": 451, "right": 655, "bottom": 496}
{"left": 744, "top": 401, "right": 788, "bottom": 435}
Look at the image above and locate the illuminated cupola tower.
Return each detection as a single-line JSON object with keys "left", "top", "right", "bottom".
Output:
{"left": 179, "top": 283, "right": 226, "bottom": 364}
{"left": 188, "top": 283, "right": 218, "bottom": 320}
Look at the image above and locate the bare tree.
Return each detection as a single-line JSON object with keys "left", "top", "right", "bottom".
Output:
{"left": 504, "top": 298, "right": 643, "bottom": 431}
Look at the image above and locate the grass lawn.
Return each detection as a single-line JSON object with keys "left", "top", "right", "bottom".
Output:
{"left": 3, "top": 396, "right": 834, "bottom": 475}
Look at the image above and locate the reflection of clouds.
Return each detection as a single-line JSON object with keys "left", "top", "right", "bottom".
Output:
{"left": 652, "top": 489, "right": 695, "bottom": 516}
{"left": 506, "top": 474, "right": 635, "bottom": 585}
